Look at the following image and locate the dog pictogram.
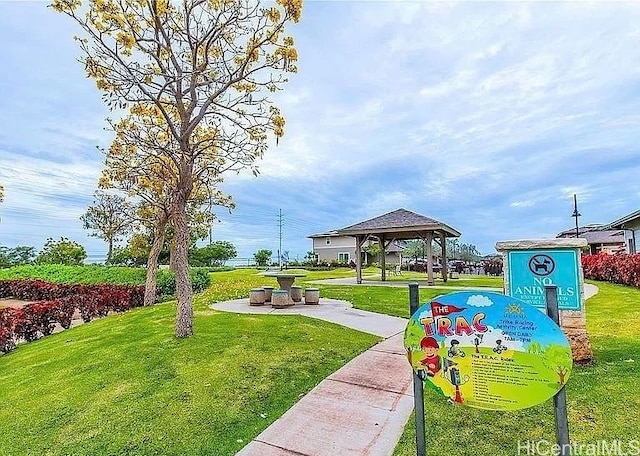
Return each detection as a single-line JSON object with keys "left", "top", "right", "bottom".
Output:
{"left": 528, "top": 254, "right": 555, "bottom": 276}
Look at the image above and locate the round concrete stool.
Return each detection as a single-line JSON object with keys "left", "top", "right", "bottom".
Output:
{"left": 249, "top": 288, "right": 265, "bottom": 306}
{"left": 271, "top": 290, "right": 290, "bottom": 309}
{"left": 263, "top": 286, "right": 274, "bottom": 302}
{"left": 290, "top": 286, "right": 303, "bottom": 303}
{"left": 304, "top": 288, "right": 319, "bottom": 305}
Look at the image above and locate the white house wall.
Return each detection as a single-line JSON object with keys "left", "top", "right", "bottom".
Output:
{"left": 623, "top": 220, "right": 640, "bottom": 253}
{"left": 311, "top": 236, "right": 401, "bottom": 264}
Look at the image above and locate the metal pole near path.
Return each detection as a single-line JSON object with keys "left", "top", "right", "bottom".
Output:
{"left": 409, "top": 283, "right": 426, "bottom": 456}
{"left": 545, "top": 285, "right": 571, "bottom": 456}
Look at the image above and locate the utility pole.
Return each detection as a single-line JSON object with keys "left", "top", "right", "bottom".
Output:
{"left": 278, "top": 209, "right": 284, "bottom": 270}
{"left": 571, "top": 194, "right": 581, "bottom": 238}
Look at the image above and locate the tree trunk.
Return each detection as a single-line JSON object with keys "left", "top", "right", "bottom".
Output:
{"left": 172, "top": 196, "right": 193, "bottom": 338}
{"left": 107, "top": 239, "right": 113, "bottom": 265}
{"left": 144, "top": 212, "right": 167, "bottom": 307}
{"left": 169, "top": 243, "right": 177, "bottom": 272}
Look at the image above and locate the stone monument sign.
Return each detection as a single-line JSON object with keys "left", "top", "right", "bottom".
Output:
{"left": 496, "top": 239, "right": 593, "bottom": 363}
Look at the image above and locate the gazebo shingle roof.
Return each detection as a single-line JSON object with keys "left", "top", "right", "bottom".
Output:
{"left": 337, "top": 208, "right": 460, "bottom": 239}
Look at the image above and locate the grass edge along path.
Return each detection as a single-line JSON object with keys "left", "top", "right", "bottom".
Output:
{"left": 392, "top": 280, "right": 640, "bottom": 456}
{"left": 0, "top": 268, "right": 379, "bottom": 456}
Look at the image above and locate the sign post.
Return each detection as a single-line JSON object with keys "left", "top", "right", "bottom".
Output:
{"left": 405, "top": 288, "right": 578, "bottom": 454}
{"left": 409, "top": 283, "right": 426, "bottom": 456}
{"left": 545, "top": 285, "right": 571, "bottom": 455}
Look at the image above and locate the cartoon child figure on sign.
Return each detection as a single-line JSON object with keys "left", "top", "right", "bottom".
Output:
{"left": 447, "top": 339, "right": 466, "bottom": 358}
{"left": 441, "top": 358, "right": 471, "bottom": 404}
{"left": 419, "top": 336, "right": 442, "bottom": 377}
{"left": 493, "top": 339, "right": 508, "bottom": 354}
{"left": 473, "top": 333, "right": 484, "bottom": 353}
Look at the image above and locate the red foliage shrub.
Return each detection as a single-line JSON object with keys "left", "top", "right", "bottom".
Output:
{"left": 0, "top": 308, "right": 22, "bottom": 354}
{"left": 582, "top": 254, "right": 640, "bottom": 288}
{"left": 0, "top": 280, "right": 145, "bottom": 354}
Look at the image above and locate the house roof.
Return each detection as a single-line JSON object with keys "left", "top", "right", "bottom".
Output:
{"left": 308, "top": 230, "right": 341, "bottom": 239}
{"left": 580, "top": 230, "right": 625, "bottom": 245}
{"left": 556, "top": 224, "right": 606, "bottom": 238}
{"left": 336, "top": 208, "right": 461, "bottom": 240}
{"left": 608, "top": 209, "right": 640, "bottom": 229}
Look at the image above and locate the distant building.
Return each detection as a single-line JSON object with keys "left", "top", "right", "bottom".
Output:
{"left": 607, "top": 209, "right": 640, "bottom": 254}
{"left": 556, "top": 225, "right": 625, "bottom": 254}
{"left": 308, "top": 231, "right": 403, "bottom": 264}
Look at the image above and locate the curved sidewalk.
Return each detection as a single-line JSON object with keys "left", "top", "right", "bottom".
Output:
{"left": 213, "top": 298, "right": 413, "bottom": 456}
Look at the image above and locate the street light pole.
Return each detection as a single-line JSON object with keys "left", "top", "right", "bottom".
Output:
{"left": 571, "top": 194, "right": 581, "bottom": 238}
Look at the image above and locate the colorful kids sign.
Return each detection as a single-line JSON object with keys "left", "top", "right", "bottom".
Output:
{"left": 404, "top": 291, "right": 572, "bottom": 411}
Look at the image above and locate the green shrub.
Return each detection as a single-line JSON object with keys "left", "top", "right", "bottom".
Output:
{"left": 190, "top": 268, "right": 211, "bottom": 292}
{"left": 0, "top": 265, "right": 146, "bottom": 285}
{"left": 156, "top": 269, "right": 176, "bottom": 297}
{"left": 156, "top": 268, "right": 211, "bottom": 297}
{"left": 0, "top": 265, "right": 212, "bottom": 297}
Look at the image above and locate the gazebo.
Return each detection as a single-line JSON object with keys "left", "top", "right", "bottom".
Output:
{"left": 336, "top": 208, "right": 461, "bottom": 284}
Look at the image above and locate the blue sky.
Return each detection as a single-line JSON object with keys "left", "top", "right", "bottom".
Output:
{"left": 1, "top": 1, "right": 640, "bottom": 263}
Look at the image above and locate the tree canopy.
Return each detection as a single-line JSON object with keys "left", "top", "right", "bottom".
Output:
{"left": 254, "top": 249, "right": 271, "bottom": 267}
{"left": 81, "top": 190, "right": 133, "bottom": 264}
{"left": 36, "top": 237, "right": 87, "bottom": 265}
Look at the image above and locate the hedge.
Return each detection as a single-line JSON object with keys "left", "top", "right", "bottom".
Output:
{"left": 582, "top": 254, "right": 640, "bottom": 288}
{"left": 156, "top": 268, "right": 211, "bottom": 297}
{"left": 0, "top": 280, "right": 144, "bottom": 354}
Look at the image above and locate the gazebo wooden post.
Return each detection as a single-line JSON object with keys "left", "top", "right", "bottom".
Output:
{"left": 441, "top": 232, "right": 448, "bottom": 282}
{"left": 356, "top": 235, "right": 363, "bottom": 284}
{"left": 426, "top": 232, "right": 434, "bottom": 285}
{"left": 380, "top": 234, "right": 386, "bottom": 281}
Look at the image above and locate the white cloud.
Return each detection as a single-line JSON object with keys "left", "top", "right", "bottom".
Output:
{"left": 466, "top": 295, "right": 493, "bottom": 308}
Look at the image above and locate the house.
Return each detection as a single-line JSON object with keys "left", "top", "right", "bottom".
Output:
{"left": 607, "top": 209, "right": 640, "bottom": 253}
{"left": 308, "top": 231, "right": 403, "bottom": 265}
{"left": 556, "top": 225, "right": 625, "bottom": 254}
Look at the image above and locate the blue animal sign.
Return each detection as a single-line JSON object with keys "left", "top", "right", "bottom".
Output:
{"left": 507, "top": 249, "right": 582, "bottom": 311}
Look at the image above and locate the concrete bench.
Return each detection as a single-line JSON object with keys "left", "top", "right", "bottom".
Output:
{"left": 249, "top": 288, "right": 265, "bottom": 306}
{"left": 271, "top": 290, "right": 290, "bottom": 309}
{"left": 263, "top": 286, "right": 274, "bottom": 302}
{"left": 290, "top": 286, "right": 303, "bottom": 303}
{"left": 304, "top": 288, "right": 319, "bottom": 305}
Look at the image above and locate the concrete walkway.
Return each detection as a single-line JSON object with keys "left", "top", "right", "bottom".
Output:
{"left": 212, "top": 298, "right": 413, "bottom": 456}
{"left": 212, "top": 298, "right": 406, "bottom": 338}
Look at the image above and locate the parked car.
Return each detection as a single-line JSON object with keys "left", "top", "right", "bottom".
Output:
{"left": 407, "top": 259, "right": 442, "bottom": 273}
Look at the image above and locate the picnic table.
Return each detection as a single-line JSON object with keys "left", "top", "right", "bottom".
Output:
{"left": 263, "top": 272, "right": 306, "bottom": 296}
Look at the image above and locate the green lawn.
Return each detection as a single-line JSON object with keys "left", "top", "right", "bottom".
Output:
{"left": 392, "top": 280, "right": 640, "bottom": 455}
{"left": 0, "top": 267, "right": 378, "bottom": 456}
{"left": 362, "top": 272, "right": 504, "bottom": 288}
{"left": 313, "top": 272, "right": 501, "bottom": 318}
